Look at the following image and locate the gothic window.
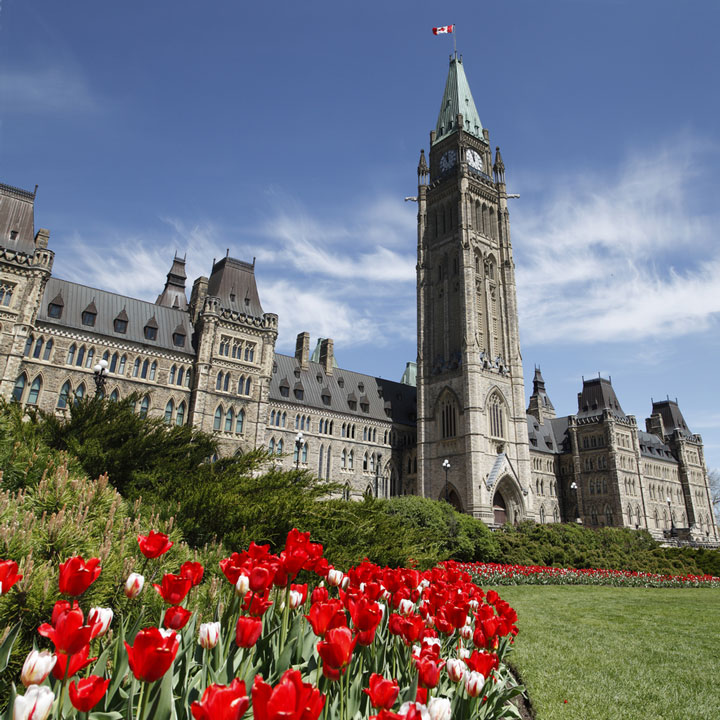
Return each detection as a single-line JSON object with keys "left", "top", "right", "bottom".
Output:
{"left": 132, "top": 358, "right": 140, "bottom": 377}
{"left": 172, "top": 331, "right": 185, "bottom": 347}
{"left": 225, "top": 408, "right": 234, "bottom": 432}
{"left": 114, "top": 317, "right": 128, "bottom": 334}
{"left": 223, "top": 373, "right": 230, "bottom": 392}
{"left": 23, "top": 335, "right": 34, "bottom": 357}
{"left": 0, "top": 283, "right": 14, "bottom": 307}
{"left": 363, "top": 452, "right": 368, "bottom": 471}
{"left": 590, "top": 506, "right": 598, "bottom": 526}
{"left": 177, "top": 367, "right": 184, "bottom": 385}
{"left": 47, "top": 301, "right": 63, "bottom": 317}
{"left": 43, "top": 339, "right": 53, "bottom": 361}
{"left": 169, "top": 366, "right": 176, "bottom": 384}
{"left": 270, "top": 410, "right": 276, "bottom": 425}
{"left": 141, "top": 359, "right": 149, "bottom": 379}
{"left": 553, "top": 506, "right": 559, "bottom": 523}
{"left": 164, "top": 400, "right": 174, "bottom": 425}
{"left": 243, "top": 377, "right": 250, "bottom": 395}
{"left": 76, "top": 346, "right": 85, "bottom": 367}
{"left": 149, "top": 362, "right": 157, "bottom": 381}
{"left": 318, "top": 446, "right": 324, "bottom": 477}
{"left": 302, "top": 443, "right": 308, "bottom": 463}
{"left": 277, "top": 439, "right": 284, "bottom": 455}
{"left": 214, "top": 406, "right": 222, "bottom": 431}
{"left": 185, "top": 369, "right": 191, "bottom": 387}
{"left": 33, "top": 337, "right": 44, "bottom": 359}
{"left": 605, "top": 505, "right": 613, "bottom": 526}
{"left": 539, "top": 506, "right": 546, "bottom": 524}
{"left": 282, "top": 412, "right": 287, "bottom": 428}
{"left": 119, "top": 355, "right": 127, "bottom": 375}
{"left": 109, "top": 389, "right": 119, "bottom": 402}
{"left": 139, "top": 395, "right": 149, "bottom": 418}
{"left": 269, "top": 438, "right": 275, "bottom": 454}
{"left": 341, "top": 449, "right": 347, "bottom": 469}
{"left": 441, "top": 397, "right": 457, "bottom": 439}
{"left": 85, "top": 349, "right": 94, "bottom": 369}
{"left": 295, "top": 414, "right": 300, "bottom": 430}
{"left": 488, "top": 393, "right": 505, "bottom": 439}
{"left": 236, "top": 409, "right": 245, "bottom": 434}
{"left": 11, "top": 374, "right": 26, "bottom": 403}
{"left": 75, "top": 384, "right": 86, "bottom": 404}
{"left": 82, "top": 310, "right": 96, "bottom": 326}
{"left": 326, "top": 448, "right": 331, "bottom": 478}
{"left": 216, "top": 372, "right": 223, "bottom": 390}
{"left": 370, "top": 454, "right": 375, "bottom": 473}
{"left": 348, "top": 450, "right": 354, "bottom": 470}
{"left": 176, "top": 402, "right": 186, "bottom": 426}
{"left": 66, "top": 344, "right": 76, "bottom": 365}
{"left": 244, "top": 345, "right": 255, "bottom": 362}
{"left": 144, "top": 325, "right": 157, "bottom": 341}
{"left": 363, "top": 427, "right": 368, "bottom": 441}
{"left": 57, "top": 381, "right": 71, "bottom": 409}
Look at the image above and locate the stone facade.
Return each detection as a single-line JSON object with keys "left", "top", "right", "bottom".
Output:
{"left": 0, "top": 53, "right": 717, "bottom": 544}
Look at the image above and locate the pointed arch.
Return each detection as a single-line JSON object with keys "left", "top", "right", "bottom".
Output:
{"left": 85, "top": 348, "right": 94, "bottom": 369}
{"left": 235, "top": 408, "right": 245, "bottom": 434}
{"left": 11, "top": 373, "right": 27, "bottom": 403}
{"left": 164, "top": 400, "right": 174, "bottom": 425}
{"left": 33, "top": 337, "right": 44, "bottom": 359}
{"left": 177, "top": 367, "right": 184, "bottom": 386}
{"left": 118, "top": 355, "right": 127, "bottom": 375}
{"left": 23, "top": 335, "right": 34, "bottom": 357}
{"left": 58, "top": 380, "right": 72, "bottom": 409}
{"left": 149, "top": 361, "right": 157, "bottom": 381}
{"left": 216, "top": 372, "right": 223, "bottom": 390}
{"left": 75, "top": 383, "right": 86, "bottom": 404}
{"left": 486, "top": 388, "right": 508, "bottom": 440}
{"left": 225, "top": 407, "right": 234, "bottom": 432}
{"left": 223, "top": 373, "right": 230, "bottom": 392}
{"left": 214, "top": 406, "right": 223, "bottom": 431}
{"left": 76, "top": 345, "right": 85, "bottom": 367}
{"left": 169, "top": 365, "right": 176, "bottom": 384}
{"left": 27, "top": 375, "right": 42, "bottom": 405}
{"left": 139, "top": 395, "right": 149, "bottom": 418}
{"left": 109, "top": 388, "right": 119, "bottom": 403}
{"left": 43, "top": 338, "right": 54, "bottom": 361}
{"left": 66, "top": 344, "right": 76, "bottom": 365}
{"left": 110, "top": 353, "right": 118, "bottom": 373}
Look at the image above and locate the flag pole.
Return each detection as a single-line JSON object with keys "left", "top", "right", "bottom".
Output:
{"left": 453, "top": 25, "right": 457, "bottom": 56}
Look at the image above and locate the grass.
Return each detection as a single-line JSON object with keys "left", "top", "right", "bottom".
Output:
{"left": 487, "top": 585, "right": 720, "bottom": 720}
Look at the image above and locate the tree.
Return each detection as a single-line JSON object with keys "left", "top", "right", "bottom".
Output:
{"left": 709, "top": 468, "right": 720, "bottom": 526}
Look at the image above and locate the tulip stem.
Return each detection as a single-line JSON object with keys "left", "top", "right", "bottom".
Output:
{"left": 280, "top": 583, "right": 292, "bottom": 648}
{"left": 136, "top": 681, "right": 148, "bottom": 720}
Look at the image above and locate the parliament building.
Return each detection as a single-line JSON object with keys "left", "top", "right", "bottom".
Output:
{"left": 0, "top": 55, "right": 716, "bottom": 543}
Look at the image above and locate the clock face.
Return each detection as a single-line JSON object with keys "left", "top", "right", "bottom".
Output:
{"left": 467, "top": 149, "right": 483, "bottom": 171}
{"left": 439, "top": 150, "right": 457, "bottom": 173}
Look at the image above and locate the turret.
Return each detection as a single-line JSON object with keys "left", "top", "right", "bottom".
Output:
{"left": 527, "top": 367, "right": 556, "bottom": 424}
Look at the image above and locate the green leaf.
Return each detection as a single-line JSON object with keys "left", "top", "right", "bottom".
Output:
{"left": 0, "top": 621, "right": 22, "bottom": 673}
{"left": 89, "top": 713, "right": 124, "bottom": 720}
{"left": 146, "top": 670, "right": 175, "bottom": 720}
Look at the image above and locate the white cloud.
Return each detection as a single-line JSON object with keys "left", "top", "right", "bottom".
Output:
{"left": 514, "top": 139, "right": 720, "bottom": 345}
{"left": 0, "top": 66, "right": 98, "bottom": 114}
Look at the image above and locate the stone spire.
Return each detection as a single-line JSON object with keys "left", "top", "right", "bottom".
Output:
{"left": 433, "top": 55, "right": 483, "bottom": 144}
{"left": 527, "top": 367, "right": 556, "bottom": 424}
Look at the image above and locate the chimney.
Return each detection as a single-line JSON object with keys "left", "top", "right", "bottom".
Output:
{"left": 319, "top": 338, "right": 334, "bottom": 376}
{"left": 35, "top": 228, "right": 50, "bottom": 249}
{"left": 295, "top": 331, "right": 310, "bottom": 370}
{"left": 645, "top": 413, "right": 665, "bottom": 440}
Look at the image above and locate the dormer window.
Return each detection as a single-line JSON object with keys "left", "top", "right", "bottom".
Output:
{"left": 114, "top": 308, "right": 129, "bottom": 334}
{"left": 321, "top": 389, "right": 331, "bottom": 406}
{"left": 10, "top": 230, "right": 18, "bottom": 241}
{"left": 173, "top": 332, "right": 186, "bottom": 347}
{"left": 144, "top": 316, "right": 159, "bottom": 341}
{"left": 47, "top": 292, "right": 64, "bottom": 318}
{"left": 81, "top": 301, "right": 97, "bottom": 327}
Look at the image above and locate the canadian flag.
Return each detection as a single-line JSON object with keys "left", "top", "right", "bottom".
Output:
{"left": 433, "top": 25, "right": 454, "bottom": 35}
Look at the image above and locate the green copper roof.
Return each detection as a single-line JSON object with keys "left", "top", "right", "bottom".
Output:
{"left": 434, "top": 56, "right": 483, "bottom": 144}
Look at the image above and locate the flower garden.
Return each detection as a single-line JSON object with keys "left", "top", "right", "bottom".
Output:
{"left": 460, "top": 562, "right": 720, "bottom": 588}
{"left": 0, "top": 529, "right": 525, "bottom": 720}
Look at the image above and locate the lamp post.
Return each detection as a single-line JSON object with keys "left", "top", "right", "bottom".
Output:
{"left": 666, "top": 496, "right": 676, "bottom": 537}
{"left": 92, "top": 359, "right": 109, "bottom": 397}
{"left": 294, "top": 432, "right": 304, "bottom": 470}
{"left": 442, "top": 459, "right": 450, "bottom": 503}
{"left": 570, "top": 482, "right": 581, "bottom": 524}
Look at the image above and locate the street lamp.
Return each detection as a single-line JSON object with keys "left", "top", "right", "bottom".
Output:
{"left": 442, "top": 459, "right": 450, "bottom": 503}
{"left": 666, "top": 496, "right": 676, "bottom": 536}
{"left": 294, "top": 432, "right": 304, "bottom": 470}
{"left": 93, "top": 359, "right": 109, "bottom": 396}
{"left": 570, "top": 482, "right": 581, "bottom": 524}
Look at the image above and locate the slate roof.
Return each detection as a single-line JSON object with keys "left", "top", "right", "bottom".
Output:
{"left": 577, "top": 377, "right": 626, "bottom": 419}
{"left": 38, "top": 278, "right": 195, "bottom": 356}
{"left": 434, "top": 56, "right": 484, "bottom": 144}
{"left": 207, "top": 257, "right": 264, "bottom": 318}
{"left": 638, "top": 430, "right": 678, "bottom": 462}
{"left": 0, "top": 182, "right": 37, "bottom": 255}
{"left": 268, "top": 353, "right": 417, "bottom": 427}
{"left": 526, "top": 415, "right": 561, "bottom": 454}
{"left": 651, "top": 399, "right": 692, "bottom": 437}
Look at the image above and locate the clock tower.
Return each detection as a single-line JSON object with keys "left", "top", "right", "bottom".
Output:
{"left": 416, "top": 54, "right": 532, "bottom": 524}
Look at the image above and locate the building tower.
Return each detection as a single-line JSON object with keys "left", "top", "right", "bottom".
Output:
{"left": 417, "top": 55, "right": 532, "bottom": 524}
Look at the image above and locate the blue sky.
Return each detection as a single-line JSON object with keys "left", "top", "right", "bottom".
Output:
{"left": 2, "top": 1, "right": 720, "bottom": 470}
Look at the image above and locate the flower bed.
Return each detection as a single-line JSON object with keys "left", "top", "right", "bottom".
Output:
{"left": 1, "top": 532, "right": 524, "bottom": 720}
{"left": 458, "top": 561, "right": 720, "bottom": 588}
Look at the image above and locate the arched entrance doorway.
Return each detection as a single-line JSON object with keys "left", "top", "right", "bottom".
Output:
{"left": 493, "top": 491, "right": 507, "bottom": 525}
{"left": 438, "top": 487, "right": 463, "bottom": 513}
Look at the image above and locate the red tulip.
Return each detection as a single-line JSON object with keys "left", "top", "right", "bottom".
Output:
{"left": 416, "top": 656, "right": 443, "bottom": 688}
{"left": 252, "top": 669, "right": 325, "bottom": 720}
{"left": 68, "top": 675, "right": 110, "bottom": 712}
{"left": 363, "top": 674, "right": 399, "bottom": 710}
{"left": 181, "top": 561, "right": 204, "bottom": 587}
{"left": 52, "top": 645, "right": 97, "bottom": 681}
{"left": 305, "top": 599, "right": 346, "bottom": 638}
{"left": 235, "top": 616, "right": 262, "bottom": 648}
{"left": 125, "top": 627, "right": 179, "bottom": 683}
{"left": 0, "top": 559, "right": 23, "bottom": 594}
{"left": 466, "top": 650, "right": 498, "bottom": 678}
{"left": 38, "top": 605, "right": 98, "bottom": 655}
{"left": 249, "top": 565, "right": 274, "bottom": 593}
{"left": 164, "top": 606, "right": 192, "bottom": 630}
{"left": 311, "top": 585, "right": 329, "bottom": 603}
{"left": 137, "top": 530, "right": 173, "bottom": 559}
{"left": 348, "top": 596, "right": 382, "bottom": 632}
{"left": 317, "top": 626, "right": 356, "bottom": 680}
{"left": 58, "top": 556, "right": 101, "bottom": 597}
{"left": 191, "top": 679, "right": 249, "bottom": 720}
{"left": 153, "top": 573, "right": 192, "bottom": 605}
{"left": 242, "top": 590, "right": 273, "bottom": 617}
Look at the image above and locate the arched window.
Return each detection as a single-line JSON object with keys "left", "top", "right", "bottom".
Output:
{"left": 363, "top": 453, "right": 368, "bottom": 471}
{"left": 605, "top": 505, "right": 614, "bottom": 526}
{"left": 109, "top": 389, "right": 119, "bottom": 402}
{"left": 223, "top": 373, "right": 230, "bottom": 392}
{"left": 302, "top": 442, "right": 308, "bottom": 463}
{"left": 441, "top": 397, "right": 457, "bottom": 439}
{"left": 149, "top": 362, "right": 157, "bottom": 381}
{"left": 236, "top": 409, "right": 244, "bottom": 434}
{"left": 164, "top": 400, "right": 174, "bottom": 425}
{"left": 169, "top": 365, "right": 176, "bottom": 384}
{"left": 238, "top": 376, "right": 245, "bottom": 394}
{"left": 282, "top": 412, "right": 287, "bottom": 428}
{"left": 488, "top": 393, "right": 505, "bottom": 439}
{"left": 318, "top": 445, "right": 324, "bottom": 478}
{"left": 110, "top": 353, "right": 118, "bottom": 373}
{"left": 177, "top": 367, "right": 184, "bottom": 386}
{"left": 348, "top": 450, "right": 354, "bottom": 470}
{"left": 85, "top": 348, "right": 94, "bottom": 369}
{"left": 245, "top": 378, "right": 251, "bottom": 395}
{"left": 185, "top": 369, "right": 191, "bottom": 387}
{"left": 176, "top": 402, "right": 186, "bottom": 426}
{"left": 341, "top": 449, "right": 347, "bottom": 469}
{"left": 66, "top": 344, "right": 76, "bottom": 365}
{"left": 119, "top": 355, "right": 127, "bottom": 375}
{"left": 12, "top": 374, "right": 26, "bottom": 403}
{"left": 139, "top": 395, "right": 149, "bottom": 418}
{"left": 270, "top": 410, "right": 276, "bottom": 425}
{"left": 27, "top": 376, "right": 42, "bottom": 405}
{"left": 225, "top": 408, "right": 234, "bottom": 432}
{"left": 370, "top": 454, "right": 375, "bottom": 473}
{"left": 277, "top": 439, "right": 284, "bottom": 455}
{"left": 269, "top": 438, "right": 275, "bottom": 453}
{"left": 214, "top": 406, "right": 222, "bottom": 431}
{"left": 132, "top": 358, "right": 140, "bottom": 377}
{"left": 216, "top": 372, "right": 223, "bottom": 390}
{"left": 43, "top": 339, "right": 54, "bottom": 361}
{"left": 553, "top": 506, "right": 559, "bottom": 523}
{"left": 363, "top": 427, "right": 368, "bottom": 441}
{"left": 539, "top": 506, "right": 546, "bottom": 524}
{"left": 141, "top": 359, "right": 149, "bottom": 379}
{"left": 76, "top": 346, "right": 85, "bottom": 367}
{"left": 23, "top": 335, "right": 34, "bottom": 357}
{"left": 75, "top": 384, "right": 86, "bottom": 404}
{"left": 58, "top": 381, "right": 72, "bottom": 409}
{"left": 33, "top": 337, "right": 44, "bottom": 358}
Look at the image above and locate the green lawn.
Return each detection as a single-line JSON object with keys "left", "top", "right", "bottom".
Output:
{"left": 486, "top": 585, "right": 720, "bottom": 720}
